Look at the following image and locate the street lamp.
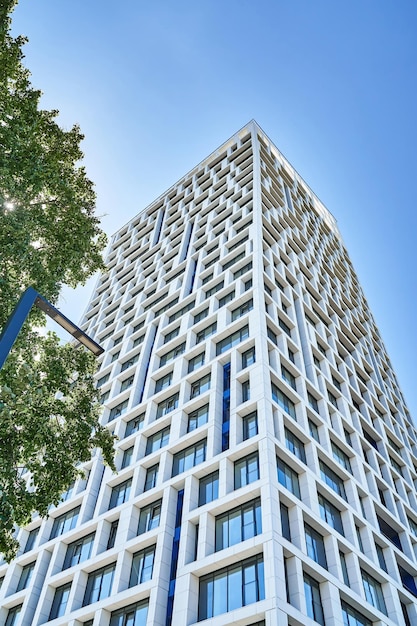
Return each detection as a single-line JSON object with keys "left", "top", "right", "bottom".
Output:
{"left": 0, "top": 286, "right": 103, "bottom": 369}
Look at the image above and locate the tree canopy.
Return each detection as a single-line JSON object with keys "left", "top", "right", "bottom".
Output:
{"left": 0, "top": 0, "right": 115, "bottom": 561}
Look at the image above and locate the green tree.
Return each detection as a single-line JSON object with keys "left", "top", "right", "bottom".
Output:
{"left": 0, "top": 0, "right": 115, "bottom": 561}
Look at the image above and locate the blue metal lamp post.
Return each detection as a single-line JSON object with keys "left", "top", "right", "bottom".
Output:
{"left": 0, "top": 286, "right": 103, "bottom": 369}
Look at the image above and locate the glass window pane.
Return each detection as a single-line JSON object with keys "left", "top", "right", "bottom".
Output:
{"left": 228, "top": 510, "right": 241, "bottom": 546}
{"left": 213, "top": 571, "right": 227, "bottom": 616}
{"left": 109, "top": 600, "right": 149, "bottom": 626}
{"left": 199, "top": 471, "right": 219, "bottom": 505}
{"left": 243, "top": 561, "right": 257, "bottom": 605}
{"left": 228, "top": 566, "right": 243, "bottom": 611}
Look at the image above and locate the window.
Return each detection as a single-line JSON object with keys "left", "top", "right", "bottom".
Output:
{"left": 160, "top": 342, "right": 186, "bottom": 366}
{"left": 375, "top": 543, "right": 387, "bottom": 572}
{"left": 199, "top": 471, "right": 219, "bottom": 505}
{"left": 120, "top": 375, "right": 134, "bottom": 392}
{"left": 129, "top": 546, "right": 155, "bottom": 587}
{"left": 356, "top": 525, "right": 364, "bottom": 552}
{"left": 222, "top": 251, "right": 246, "bottom": 271}
{"left": 277, "top": 458, "right": 300, "bottom": 498}
{"left": 196, "top": 322, "right": 217, "bottom": 344}
{"left": 363, "top": 429, "right": 378, "bottom": 449}
{"left": 401, "top": 602, "right": 412, "bottom": 626}
{"left": 144, "top": 464, "right": 158, "bottom": 491}
{"left": 145, "top": 426, "right": 170, "bottom": 455}
{"left": 218, "top": 291, "right": 235, "bottom": 307}
{"left": 121, "top": 446, "right": 134, "bottom": 469}
{"left": 138, "top": 500, "right": 162, "bottom": 534}
{"left": 309, "top": 419, "right": 320, "bottom": 442}
{"left": 330, "top": 375, "right": 341, "bottom": 392}
{"left": 331, "top": 443, "right": 352, "bottom": 473}
{"left": 242, "top": 379, "right": 250, "bottom": 402}
{"left": 120, "top": 353, "right": 139, "bottom": 371}
{"left": 109, "top": 478, "right": 132, "bottom": 509}
{"left": 344, "top": 429, "right": 352, "bottom": 446}
{"left": 107, "top": 520, "right": 118, "bottom": 549}
{"left": 341, "top": 601, "right": 371, "bottom": 626}
{"left": 234, "top": 452, "right": 259, "bottom": 489}
{"left": 243, "top": 411, "right": 258, "bottom": 440}
{"left": 109, "top": 599, "right": 149, "bottom": 626}
{"left": 164, "top": 326, "right": 179, "bottom": 343}
{"left": 267, "top": 327, "right": 277, "bottom": 344}
{"left": 328, "top": 390, "right": 338, "bottom": 409}
{"left": 188, "top": 404, "right": 209, "bottom": 432}
{"left": 110, "top": 351, "right": 120, "bottom": 363}
{"left": 155, "top": 372, "right": 172, "bottom": 393}
{"left": 83, "top": 563, "right": 115, "bottom": 606}
{"left": 24, "top": 527, "right": 39, "bottom": 553}
{"left": 387, "top": 436, "right": 401, "bottom": 454}
{"left": 133, "top": 321, "right": 145, "bottom": 334}
{"left": 216, "top": 325, "right": 249, "bottom": 355}
{"left": 205, "top": 280, "right": 224, "bottom": 298}
{"left": 190, "top": 373, "right": 211, "bottom": 398}
{"left": 305, "top": 523, "right": 327, "bottom": 568}
{"left": 132, "top": 334, "right": 144, "bottom": 348}
{"left": 100, "top": 389, "right": 109, "bottom": 404}
{"left": 188, "top": 352, "right": 205, "bottom": 373}
{"left": 109, "top": 399, "right": 129, "bottom": 421}
{"left": 5, "top": 606, "right": 22, "bottom": 626}
{"left": 308, "top": 392, "right": 319, "bottom": 413}
{"left": 198, "top": 555, "right": 264, "bottom": 620}
{"left": 172, "top": 440, "right": 206, "bottom": 476}
{"left": 156, "top": 392, "right": 179, "bottom": 418}
{"left": 50, "top": 506, "right": 80, "bottom": 539}
{"left": 271, "top": 383, "right": 296, "bottom": 419}
{"left": 228, "top": 234, "right": 249, "bottom": 252}
{"left": 318, "top": 493, "right": 344, "bottom": 535}
{"left": 242, "top": 347, "right": 255, "bottom": 368}
{"left": 16, "top": 561, "right": 35, "bottom": 591}
{"left": 49, "top": 583, "right": 71, "bottom": 619}
{"left": 204, "top": 255, "right": 219, "bottom": 270}
{"left": 280, "top": 502, "right": 291, "bottom": 540}
{"left": 215, "top": 498, "right": 262, "bottom": 551}
{"left": 281, "top": 365, "right": 296, "bottom": 390}
{"left": 231, "top": 298, "right": 253, "bottom": 321}
{"left": 125, "top": 413, "right": 144, "bottom": 436}
{"left": 278, "top": 317, "right": 291, "bottom": 337}
{"left": 63, "top": 533, "right": 95, "bottom": 569}
{"left": 390, "top": 455, "right": 403, "bottom": 476}
{"left": 285, "top": 428, "right": 306, "bottom": 463}
{"left": 317, "top": 343, "right": 326, "bottom": 356}
{"left": 409, "top": 516, "right": 417, "bottom": 537}
{"left": 97, "top": 373, "right": 110, "bottom": 388}
{"left": 303, "top": 573, "right": 325, "bottom": 625}
{"left": 398, "top": 564, "right": 417, "bottom": 597}
{"left": 361, "top": 569, "right": 387, "bottom": 614}
{"left": 233, "top": 261, "right": 253, "bottom": 279}
{"left": 319, "top": 461, "right": 346, "bottom": 500}
{"left": 168, "top": 300, "right": 195, "bottom": 323}
{"left": 340, "top": 551, "right": 349, "bottom": 585}
{"left": 194, "top": 308, "right": 209, "bottom": 323}
{"left": 154, "top": 297, "right": 180, "bottom": 318}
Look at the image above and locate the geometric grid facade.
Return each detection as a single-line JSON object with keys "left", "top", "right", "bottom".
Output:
{"left": 1, "top": 121, "right": 417, "bottom": 626}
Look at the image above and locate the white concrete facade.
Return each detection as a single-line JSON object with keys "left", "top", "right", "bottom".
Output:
{"left": 1, "top": 121, "right": 417, "bottom": 626}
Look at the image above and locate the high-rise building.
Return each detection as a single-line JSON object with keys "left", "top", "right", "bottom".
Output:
{"left": 2, "top": 121, "right": 417, "bottom": 626}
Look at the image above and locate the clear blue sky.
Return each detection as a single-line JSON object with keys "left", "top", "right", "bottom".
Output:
{"left": 11, "top": 0, "right": 417, "bottom": 419}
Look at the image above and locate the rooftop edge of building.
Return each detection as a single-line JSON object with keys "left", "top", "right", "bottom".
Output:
{"left": 110, "top": 120, "right": 341, "bottom": 244}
